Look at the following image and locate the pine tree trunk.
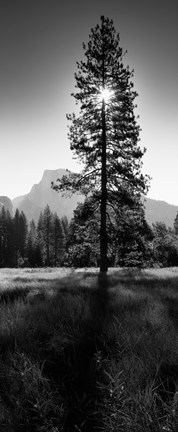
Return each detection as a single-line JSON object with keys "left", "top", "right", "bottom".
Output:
{"left": 100, "top": 97, "right": 108, "bottom": 273}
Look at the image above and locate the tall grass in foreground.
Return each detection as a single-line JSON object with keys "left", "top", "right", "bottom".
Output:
{"left": 1, "top": 269, "right": 178, "bottom": 430}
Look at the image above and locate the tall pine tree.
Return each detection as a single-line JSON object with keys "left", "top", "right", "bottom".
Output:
{"left": 51, "top": 213, "right": 66, "bottom": 266}
{"left": 13, "top": 209, "right": 28, "bottom": 266}
{"left": 53, "top": 16, "right": 149, "bottom": 272}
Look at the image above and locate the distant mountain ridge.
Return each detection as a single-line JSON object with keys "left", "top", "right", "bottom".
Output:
{"left": 142, "top": 196, "right": 178, "bottom": 228}
{"left": 10, "top": 168, "right": 178, "bottom": 227}
{"left": 0, "top": 196, "right": 13, "bottom": 215}
{"left": 12, "top": 169, "right": 84, "bottom": 222}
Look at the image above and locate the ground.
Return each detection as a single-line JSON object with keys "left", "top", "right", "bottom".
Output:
{"left": 1, "top": 267, "right": 178, "bottom": 431}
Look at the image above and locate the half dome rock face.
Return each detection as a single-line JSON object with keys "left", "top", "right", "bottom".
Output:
{"left": 41, "top": 169, "right": 68, "bottom": 186}
{"left": 10, "top": 168, "right": 178, "bottom": 227}
{"left": 12, "top": 169, "right": 84, "bottom": 223}
{"left": 0, "top": 196, "right": 13, "bottom": 215}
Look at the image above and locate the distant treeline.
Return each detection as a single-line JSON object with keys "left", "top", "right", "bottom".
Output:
{"left": 1, "top": 202, "right": 178, "bottom": 268}
{"left": 0, "top": 205, "right": 68, "bottom": 267}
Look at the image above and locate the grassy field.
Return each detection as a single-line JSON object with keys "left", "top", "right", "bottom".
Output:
{"left": 1, "top": 267, "right": 178, "bottom": 431}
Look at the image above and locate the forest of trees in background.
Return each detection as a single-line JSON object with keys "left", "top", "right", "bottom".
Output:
{"left": 0, "top": 205, "right": 68, "bottom": 268}
{"left": 1, "top": 202, "right": 178, "bottom": 268}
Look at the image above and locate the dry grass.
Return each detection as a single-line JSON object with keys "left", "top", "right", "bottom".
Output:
{"left": 1, "top": 267, "right": 178, "bottom": 430}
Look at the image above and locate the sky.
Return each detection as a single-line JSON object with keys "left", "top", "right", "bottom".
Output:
{"left": 0, "top": 0, "right": 177, "bottom": 204}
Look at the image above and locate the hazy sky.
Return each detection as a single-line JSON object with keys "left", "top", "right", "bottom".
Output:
{"left": 0, "top": 0, "right": 177, "bottom": 204}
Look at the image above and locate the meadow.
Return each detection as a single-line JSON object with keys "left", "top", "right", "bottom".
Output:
{"left": 1, "top": 267, "right": 178, "bottom": 431}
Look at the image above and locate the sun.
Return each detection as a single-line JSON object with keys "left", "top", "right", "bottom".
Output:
{"left": 99, "top": 87, "right": 113, "bottom": 103}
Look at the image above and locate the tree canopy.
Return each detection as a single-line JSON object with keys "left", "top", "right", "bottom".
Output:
{"left": 52, "top": 16, "right": 150, "bottom": 272}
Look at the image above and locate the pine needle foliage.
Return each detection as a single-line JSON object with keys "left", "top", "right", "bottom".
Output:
{"left": 52, "top": 16, "right": 150, "bottom": 272}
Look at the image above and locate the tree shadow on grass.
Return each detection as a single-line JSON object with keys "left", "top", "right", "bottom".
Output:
{"left": 36, "top": 272, "right": 113, "bottom": 432}
{"left": 60, "top": 273, "right": 115, "bottom": 432}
